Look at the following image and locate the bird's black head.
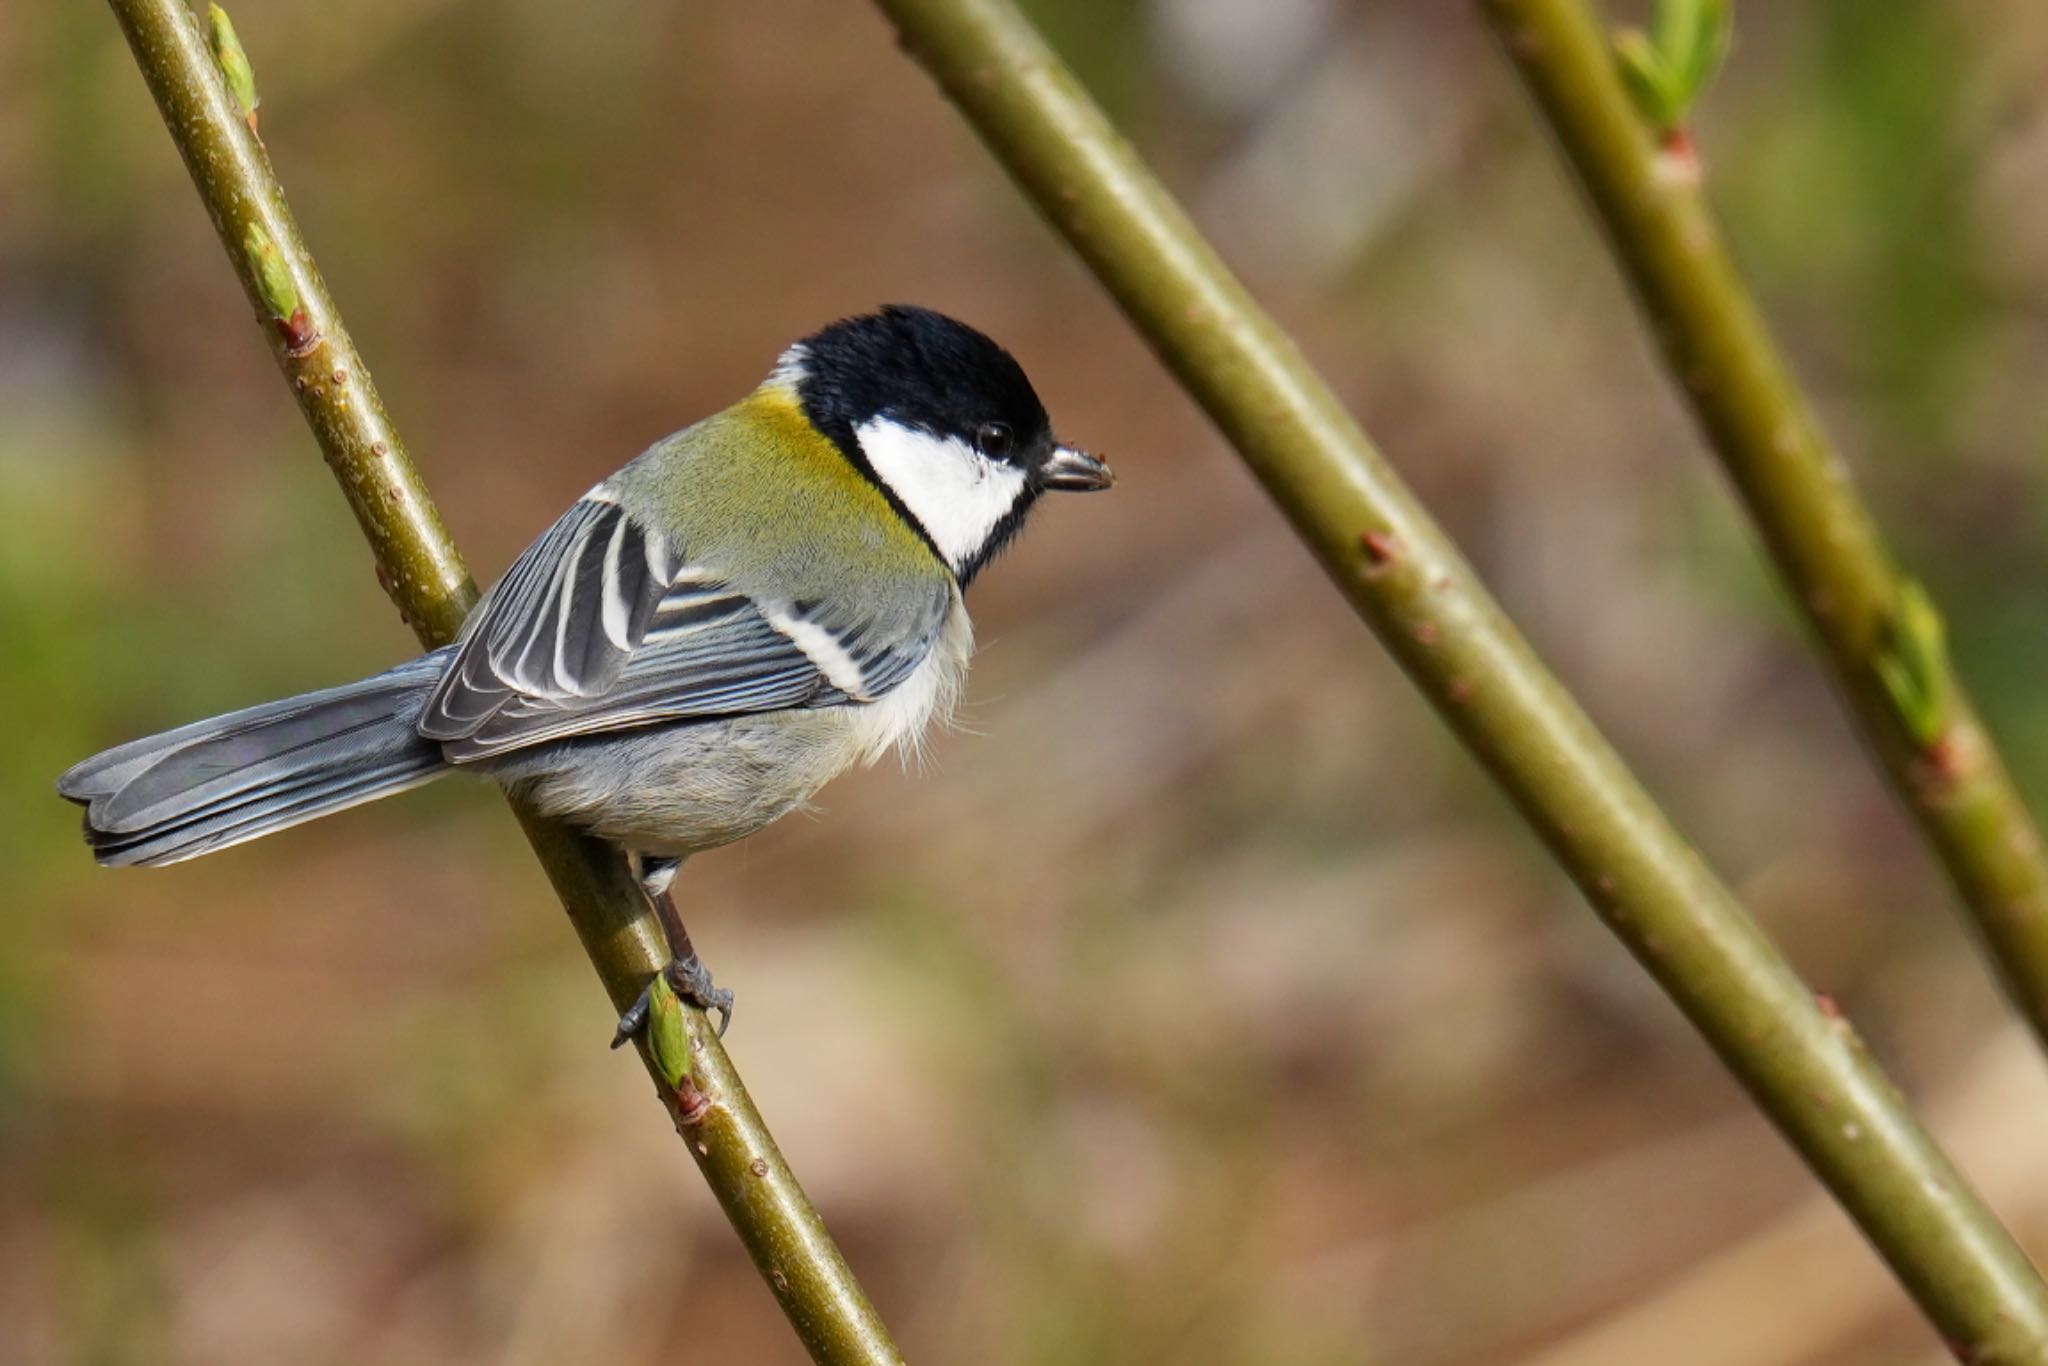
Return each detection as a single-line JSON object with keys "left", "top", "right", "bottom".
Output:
{"left": 776, "top": 305, "right": 1112, "bottom": 583}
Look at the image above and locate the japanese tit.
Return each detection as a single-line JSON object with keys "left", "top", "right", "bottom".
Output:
{"left": 59, "top": 306, "right": 1113, "bottom": 905}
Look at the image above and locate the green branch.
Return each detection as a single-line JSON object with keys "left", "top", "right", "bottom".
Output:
{"left": 868, "top": 0, "right": 2048, "bottom": 1356}
{"left": 102, "top": 3, "right": 900, "bottom": 1361}
{"left": 1475, "top": 0, "right": 2048, "bottom": 1065}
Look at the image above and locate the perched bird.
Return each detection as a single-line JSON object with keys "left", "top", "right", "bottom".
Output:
{"left": 58, "top": 305, "right": 1113, "bottom": 1032}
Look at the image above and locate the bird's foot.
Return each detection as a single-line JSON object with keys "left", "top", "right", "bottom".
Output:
{"left": 666, "top": 955, "right": 735, "bottom": 1037}
{"left": 610, "top": 954, "right": 734, "bottom": 1048}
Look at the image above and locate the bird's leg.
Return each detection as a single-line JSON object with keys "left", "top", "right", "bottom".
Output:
{"left": 650, "top": 882, "right": 736, "bottom": 1036}
{"left": 611, "top": 853, "right": 735, "bottom": 1046}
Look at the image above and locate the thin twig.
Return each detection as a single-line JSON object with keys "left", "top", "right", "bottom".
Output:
{"left": 102, "top": 2, "right": 900, "bottom": 1361}
{"left": 1474, "top": 0, "right": 2048, "bottom": 1066}
{"left": 868, "top": 0, "right": 2048, "bottom": 1356}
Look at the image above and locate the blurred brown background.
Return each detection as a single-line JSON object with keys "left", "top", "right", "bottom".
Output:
{"left": 5, "top": 2, "right": 2048, "bottom": 1362}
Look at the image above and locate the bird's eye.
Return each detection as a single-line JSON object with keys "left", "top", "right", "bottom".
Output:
{"left": 974, "top": 421, "right": 1015, "bottom": 460}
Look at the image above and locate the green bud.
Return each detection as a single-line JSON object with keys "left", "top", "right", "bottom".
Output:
{"left": 1615, "top": 29, "right": 1681, "bottom": 131}
{"left": 1614, "top": 0, "right": 1731, "bottom": 135}
{"left": 242, "top": 221, "right": 299, "bottom": 322}
{"left": 1875, "top": 579, "right": 1951, "bottom": 747}
{"left": 646, "top": 972, "right": 695, "bottom": 1090}
{"left": 208, "top": 5, "right": 260, "bottom": 124}
{"left": 1663, "top": 0, "right": 1731, "bottom": 110}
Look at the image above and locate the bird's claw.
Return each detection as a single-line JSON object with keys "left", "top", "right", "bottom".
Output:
{"left": 610, "top": 986, "right": 653, "bottom": 1049}
{"left": 666, "top": 956, "right": 735, "bottom": 1037}
{"left": 608, "top": 955, "right": 734, "bottom": 1047}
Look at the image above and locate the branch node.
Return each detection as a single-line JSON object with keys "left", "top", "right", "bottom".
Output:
{"left": 277, "top": 309, "right": 321, "bottom": 356}
{"left": 1360, "top": 528, "right": 1401, "bottom": 572}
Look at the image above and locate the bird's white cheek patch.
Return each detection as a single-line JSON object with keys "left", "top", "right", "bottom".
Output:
{"left": 855, "top": 417, "right": 1028, "bottom": 573}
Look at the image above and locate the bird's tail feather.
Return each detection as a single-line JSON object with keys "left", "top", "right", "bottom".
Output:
{"left": 59, "top": 648, "right": 455, "bottom": 867}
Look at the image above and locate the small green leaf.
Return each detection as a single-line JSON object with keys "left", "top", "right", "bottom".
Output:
{"left": 1614, "top": 0, "right": 1732, "bottom": 135}
{"left": 1875, "top": 580, "right": 1951, "bottom": 746}
{"left": 1665, "top": 0, "right": 1731, "bottom": 109}
{"left": 207, "top": 4, "right": 260, "bottom": 124}
{"left": 1615, "top": 29, "right": 1681, "bottom": 130}
{"left": 646, "top": 972, "right": 695, "bottom": 1090}
{"left": 242, "top": 221, "right": 298, "bottom": 322}
{"left": 1650, "top": 0, "right": 1703, "bottom": 66}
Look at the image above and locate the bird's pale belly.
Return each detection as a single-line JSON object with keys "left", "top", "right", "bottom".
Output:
{"left": 492, "top": 708, "right": 863, "bottom": 857}
{"left": 486, "top": 600, "right": 969, "bottom": 858}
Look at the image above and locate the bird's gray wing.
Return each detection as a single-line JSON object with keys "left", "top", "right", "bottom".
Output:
{"left": 418, "top": 494, "right": 952, "bottom": 763}
{"left": 419, "top": 496, "right": 673, "bottom": 736}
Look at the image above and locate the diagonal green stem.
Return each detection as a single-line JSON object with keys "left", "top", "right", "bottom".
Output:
{"left": 868, "top": 0, "right": 2048, "bottom": 1356}
{"left": 1473, "top": 0, "right": 2048, "bottom": 1060}
{"left": 102, "top": 2, "right": 900, "bottom": 1361}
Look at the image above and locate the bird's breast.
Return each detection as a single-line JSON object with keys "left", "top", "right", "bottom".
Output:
{"left": 843, "top": 595, "right": 974, "bottom": 770}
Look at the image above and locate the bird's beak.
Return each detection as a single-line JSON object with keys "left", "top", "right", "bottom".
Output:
{"left": 1040, "top": 444, "right": 1116, "bottom": 492}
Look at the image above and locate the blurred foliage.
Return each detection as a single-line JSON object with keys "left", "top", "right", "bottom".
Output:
{"left": 1719, "top": 5, "right": 1987, "bottom": 460}
{"left": 5, "top": 0, "right": 2048, "bottom": 1363}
